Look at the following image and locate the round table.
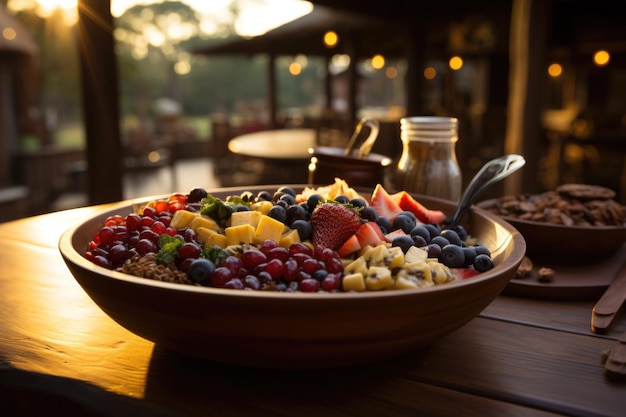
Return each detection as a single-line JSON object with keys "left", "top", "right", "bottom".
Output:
{"left": 227, "top": 128, "right": 317, "bottom": 184}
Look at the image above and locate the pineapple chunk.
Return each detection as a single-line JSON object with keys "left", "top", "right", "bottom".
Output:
{"left": 404, "top": 245, "right": 428, "bottom": 263}
{"left": 225, "top": 224, "right": 255, "bottom": 246}
{"left": 207, "top": 232, "right": 227, "bottom": 248}
{"left": 169, "top": 209, "right": 198, "bottom": 229}
{"left": 229, "top": 210, "right": 262, "bottom": 228}
{"left": 279, "top": 228, "right": 301, "bottom": 248}
{"left": 189, "top": 215, "right": 220, "bottom": 232}
{"left": 253, "top": 215, "right": 285, "bottom": 244}
{"left": 342, "top": 273, "right": 366, "bottom": 292}
{"left": 196, "top": 226, "right": 217, "bottom": 244}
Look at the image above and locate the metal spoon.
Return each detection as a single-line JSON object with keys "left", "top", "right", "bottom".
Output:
{"left": 343, "top": 117, "right": 380, "bottom": 159}
{"left": 447, "top": 154, "right": 526, "bottom": 230}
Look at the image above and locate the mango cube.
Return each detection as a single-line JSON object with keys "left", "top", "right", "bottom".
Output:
{"left": 169, "top": 209, "right": 198, "bottom": 229}
{"left": 190, "top": 215, "right": 219, "bottom": 232}
{"left": 196, "top": 226, "right": 217, "bottom": 244}
{"left": 207, "top": 232, "right": 227, "bottom": 248}
{"left": 225, "top": 224, "right": 255, "bottom": 246}
{"left": 253, "top": 215, "right": 285, "bottom": 244}
{"left": 229, "top": 210, "right": 262, "bottom": 228}
{"left": 279, "top": 228, "right": 301, "bottom": 248}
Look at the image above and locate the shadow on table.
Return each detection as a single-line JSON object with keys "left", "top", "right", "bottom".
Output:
{"left": 143, "top": 344, "right": 433, "bottom": 416}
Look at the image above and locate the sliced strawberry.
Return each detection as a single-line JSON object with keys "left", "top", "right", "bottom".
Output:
{"left": 391, "top": 191, "right": 447, "bottom": 225}
{"left": 384, "top": 228, "right": 407, "bottom": 244}
{"left": 310, "top": 203, "right": 362, "bottom": 250}
{"left": 355, "top": 221, "right": 386, "bottom": 248}
{"left": 337, "top": 234, "right": 362, "bottom": 257}
{"left": 452, "top": 268, "right": 481, "bottom": 280}
{"left": 370, "top": 184, "right": 403, "bottom": 221}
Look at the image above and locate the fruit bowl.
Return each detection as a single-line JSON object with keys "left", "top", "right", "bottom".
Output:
{"left": 59, "top": 185, "right": 525, "bottom": 370}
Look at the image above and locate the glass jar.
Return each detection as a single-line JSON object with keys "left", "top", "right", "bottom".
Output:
{"left": 394, "top": 116, "right": 462, "bottom": 201}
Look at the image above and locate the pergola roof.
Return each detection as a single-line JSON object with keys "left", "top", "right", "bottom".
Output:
{"left": 192, "top": 5, "right": 410, "bottom": 59}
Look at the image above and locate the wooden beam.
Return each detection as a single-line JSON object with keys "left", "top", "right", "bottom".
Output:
{"left": 504, "top": 0, "right": 548, "bottom": 194}
{"left": 77, "top": 0, "right": 123, "bottom": 204}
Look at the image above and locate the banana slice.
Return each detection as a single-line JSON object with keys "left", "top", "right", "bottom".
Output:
{"left": 365, "top": 266, "right": 393, "bottom": 290}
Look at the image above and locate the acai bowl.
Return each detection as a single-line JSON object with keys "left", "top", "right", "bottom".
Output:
{"left": 59, "top": 181, "right": 525, "bottom": 369}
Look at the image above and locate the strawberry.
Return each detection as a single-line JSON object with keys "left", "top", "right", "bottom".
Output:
{"left": 391, "top": 191, "right": 447, "bottom": 225}
{"left": 337, "top": 234, "right": 362, "bottom": 257}
{"left": 310, "top": 203, "right": 362, "bottom": 250}
{"left": 452, "top": 268, "right": 481, "bottom": 280}
{"left": 370, "top": 184, "right": 403, "bottom": 221}
{"left": 355, "top": 221, "right": 386, "bottom": 247}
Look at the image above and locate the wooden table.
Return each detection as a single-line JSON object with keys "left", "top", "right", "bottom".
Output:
{"left": 1, "top": 204, "right": 625, "bottom": 416}
{"left": 228, "top": 129, "right": 316, "bottom": 184}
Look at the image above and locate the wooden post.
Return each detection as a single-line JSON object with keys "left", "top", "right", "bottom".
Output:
{"left": 504, "top": 0, "right": 548, "bottom": 194}
{"left": 77, "top": 0, "right": 123, "bottom": 204}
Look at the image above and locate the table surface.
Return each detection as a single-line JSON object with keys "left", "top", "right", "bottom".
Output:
{"left": 228, "top": 128, "right": 317, "bottom": 160}
{"left": 1, "top": 203, "right": 625, "bottom": 417}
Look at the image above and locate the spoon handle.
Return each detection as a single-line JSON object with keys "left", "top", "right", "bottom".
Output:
{"left": 448, "top": 154, "right": 526, "bottom": 229}
{"left": 344, "top": 118, "right": 380, "bottom": 158}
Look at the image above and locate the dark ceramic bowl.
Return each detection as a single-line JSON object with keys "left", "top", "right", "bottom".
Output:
{"left": 478, "top": 198, "right": 626, "bottom": 263}
{"left": 59, "top": 186, "right": 525, "bottom": 370}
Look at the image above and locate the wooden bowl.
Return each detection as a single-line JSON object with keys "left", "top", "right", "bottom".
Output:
{"left": 478, "top": 198, "right": 626, "bottom": 263}
{"left": 59, "top": 186, "right": 525, "bottom": 370}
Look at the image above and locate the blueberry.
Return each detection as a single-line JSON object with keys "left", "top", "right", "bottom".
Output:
{"left": 438, "top": 244, "right": 465, "bottom": 268}
{"left": 268, "top": 205, "right": 287, "bottom": 223}
{"left": 393, "top": 213, "right": 416, "bottom": 233}
{"left": 360, "top": 206, "right": 378, "bottom": 222}
{"left": 440, "top": 229, "right": 463, "bottom": 246}
{"left": 279, "top": 194, "right": 297, "bottom": 206}
{"left": 425, "top": 243, "right": 442, "bottom": 258}
{"left": 277, "top": 186, "right": 296, "bottom": 197}
{"left": 307, "top": 193, "right": 324, "bottom": 211}
{"left": 399, "top": 211, "right": 417, "bottom": 221}
{"left": 187, "top": 258, "right": 216, "bottom": 286}
{"left": 424, "top": 223, "right": 441, "bottom": 239}
{"left": 411, "top": 235, "right": 428, "bottom": 248}
{"left": 430, "top": 235, "right": 450, "bottom": 249}
{"left": 453, "top": 225, "right": 468, "bottom": 241}
{"left": 376, "top": 217, "right": 392, "bottom": 234}
{"left": 473, "top": 253, "right": 494, "bottom": 272}
{"left": 286, "top": 204, "right": 307, "bottom": 225}
{"left": 291, "top": 219, "right": 312, "bottom": 241}
{"left": 256, "top": 190, "right": 272, "bottom": 201}
{"left": 473, "top": 245, "right": 491, "bottom": 257}
{"left": 232, "top": 204, "right": 250, "bottom": 212}
{"left": 188, "top": 187, "right": 208, "bottom": 203}
{"left": 334, "top": 195, "right": 350, "bottom": 204}
{"left": 272, "top": 191, "right": 285, "bottom": 202}
{"left": 392, "top": 235, "right": 415, "bottom": 254}
{"left": 462, "top": 246, "right": 477, "bottom": 267}
{"left": 410, "top": 225, "right": 431, "bottom": 242}
{"left": 349, "top": 198, "right": 367, "bottom": 208}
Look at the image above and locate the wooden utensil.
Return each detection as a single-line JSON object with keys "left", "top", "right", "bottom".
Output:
{"left": 591, "top": 261, "right": 626, "bottom": 334}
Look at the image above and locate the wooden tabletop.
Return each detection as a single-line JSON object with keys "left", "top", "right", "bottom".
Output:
{"left": 0, "top": 204, "right": 625, "bottom": 417}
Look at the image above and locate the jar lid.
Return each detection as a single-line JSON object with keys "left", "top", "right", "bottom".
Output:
{"left": 400, "top": 116, "right": 458, "bottom": 142}
{"left": 400, "top": 116, "right": 458, "bottom": 130}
